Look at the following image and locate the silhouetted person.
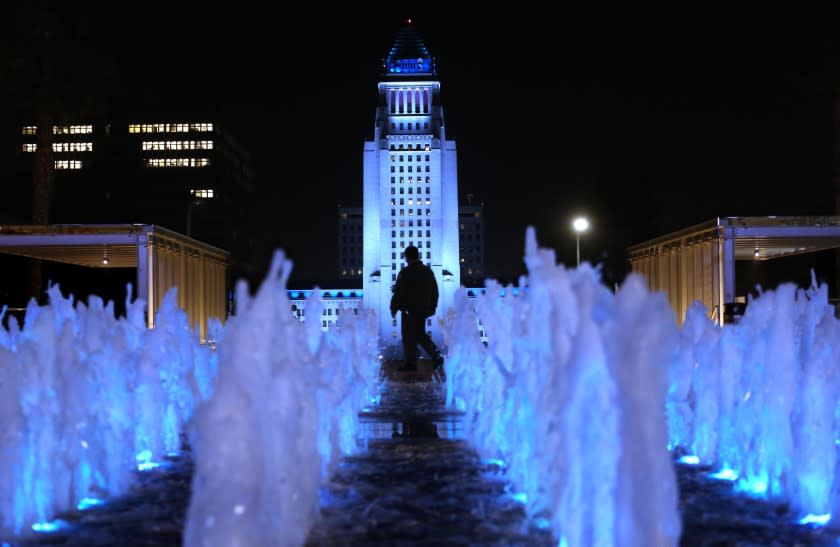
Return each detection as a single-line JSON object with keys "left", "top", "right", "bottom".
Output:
{"left": 390, "top": 245, "right": 444, "bottom": 376}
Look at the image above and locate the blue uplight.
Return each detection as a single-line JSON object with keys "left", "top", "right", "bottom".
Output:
{"left": 510, "top": 492, "right": 528, "bottom": 504}
{"left": 136, "top": 449, "right": 161, "bottom": 471}
{"left": 77, "top": 497, "right": 104, "bottom": 510}
{"left": 799, "top": 513, "right": 831, "bottom": 526}
{"left": 32, "top": 520, "right": 69, "bottom": 533}
{"left": 678, "top": 455, "right": 700, "bottom": 465}
{"left": 534, "top": 517, "right": 551, "bottom": 530}
{"left": 290, "top": 291, "right": 299, "bottom": 299}
{"left": 735, "top": 475, "right": 768, "bottom": 496}
{"left": 483, "top": 458, "right": 506, "bottom": 469}
{"left": 709, "top": 468, "right": 738, "bottom": 481}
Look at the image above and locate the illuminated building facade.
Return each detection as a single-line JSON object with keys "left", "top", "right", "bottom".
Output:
{"left": 362, "top": 22, "right": 461, "bottom": 349}
{"left": 338, "top": 203, "right": 484, "bottom": 284}
{"left": 13, "top": 121, "right": 252, "bottom": 260}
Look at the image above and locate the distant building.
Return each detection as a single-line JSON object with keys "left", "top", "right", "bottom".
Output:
{"left": 337, "top": 202, "right": 485, "bottom": 284}
{"left": 13, "top": 121, "right": 252, "bottom": 267}
{"left": 361, "top": 22, "right": 461, "bottom": 350}
{"left": 290, "top": 22, "right": 486, "bottom": 347}
{"left": 458, "top": 200, "right": 485, "bottom": 285}
{"left": 338, "top": 207, "right": 363, "bottom": 279}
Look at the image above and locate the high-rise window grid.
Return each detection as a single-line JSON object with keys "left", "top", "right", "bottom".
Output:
{"left": 145, "top": 158, "right": 210, "bottom": 168}
{"left": 129, "top": 123, "right": 213, "bottom": 133}
{"left": 142, "top": 141, "right": 214, "bottom": 151}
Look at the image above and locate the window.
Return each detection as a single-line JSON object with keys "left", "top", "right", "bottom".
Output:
{"left": 53, "top": 125, "right": 92, "bottom": 135}
{"left": 22, "top": 126, "right": 37, "bottom": 135}
{"left": 54, "top": 160, "right": 82, "bottom": 169}
{"left": 191, "top": 189, "right": 214, "bottom": 198}
{"left": 53, "top": 142, "right": 93, "bottom": 152}
{"left": 145, "top": 158, "right": 210, "bottom": 167}
{"left": 21, "top": 143, "right": 36, "bottom": 152}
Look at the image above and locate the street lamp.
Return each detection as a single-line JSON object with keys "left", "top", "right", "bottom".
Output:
{"left": 572, "top": 216, "right": 589, "bottom": 266}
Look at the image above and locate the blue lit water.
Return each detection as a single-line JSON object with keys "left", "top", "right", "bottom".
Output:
{"left": 9, "top": 366, "right": 839, "bottom": 546}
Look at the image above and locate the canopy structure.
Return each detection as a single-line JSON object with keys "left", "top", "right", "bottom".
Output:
{"left": 0, "top": 224, "right": 228, "bottom": 339}
{"left": 628, "top": 216, "right": 840, "bottom": 325}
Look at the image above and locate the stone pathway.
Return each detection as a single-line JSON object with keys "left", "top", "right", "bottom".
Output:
{"left": 8, "top": 359, "right": 840, "bottom": 546}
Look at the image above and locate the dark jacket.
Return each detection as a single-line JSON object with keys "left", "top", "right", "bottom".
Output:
{"left": 390, "top": 260, "right": 439, "bottom": 318}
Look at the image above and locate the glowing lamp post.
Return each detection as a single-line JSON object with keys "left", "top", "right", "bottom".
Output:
{"left": 573, "top": 216, "right": 589, "bottom": 267}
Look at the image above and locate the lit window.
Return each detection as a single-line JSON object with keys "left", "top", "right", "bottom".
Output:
{"left": 53, "top": 142, "right": 92, "bottom": 152}
{"left": 21, "top": 143, "right": 36, "bottom": 152}
{"left": 22, "top": 126, "right": 37, "bottom": 136}
{"left": 191, "top": 189, "right": 214, "bottom": 198}
{"left": 54, "top": 160, "right": 82, "bottom": 169}
{"left": 53, "top": 125, "right": 92, "bottom": 135}
{"left": 145, "top": 158, "right": 210, "bottom": 167}
{"left": 128, "top": 124, "right": 141, "bottom": 133}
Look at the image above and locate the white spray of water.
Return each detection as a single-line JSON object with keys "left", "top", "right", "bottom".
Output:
{"left": 183, "top": 250, "right": 380, "bottom": 547}
{"left": 0, "top": 283, "right": 214, "bottom": 537}
{"left": 442, "top": 227, "right": 681, "bottom": 547}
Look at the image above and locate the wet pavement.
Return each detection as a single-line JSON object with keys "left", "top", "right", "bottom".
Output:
{"left": 8, "top": 359, "right": 840, "bottom": 546}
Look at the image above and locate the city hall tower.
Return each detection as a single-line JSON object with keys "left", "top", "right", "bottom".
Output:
{"left": 363, "top": 21, "right": 460, "bottom": 353}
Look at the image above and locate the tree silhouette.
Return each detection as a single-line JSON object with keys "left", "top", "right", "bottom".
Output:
{"left": 0, "top": 5, "right": 118, "bottom": 301}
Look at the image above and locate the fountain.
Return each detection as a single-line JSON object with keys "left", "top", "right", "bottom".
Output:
{"left": 442, "top": 227, "right": 682, "bottom": 546}
{"left": 183, "top": 250, "right": 381, "bottom": 547}
{"left": 670, "top": 273, "right": 840, "bottom": 522}
{"left": 0, "top": 283, "right": 215, "bottom": 538}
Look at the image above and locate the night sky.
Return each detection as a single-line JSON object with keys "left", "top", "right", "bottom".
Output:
{"left": 7, "top": 7, "right": 840, "bottom": 289}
